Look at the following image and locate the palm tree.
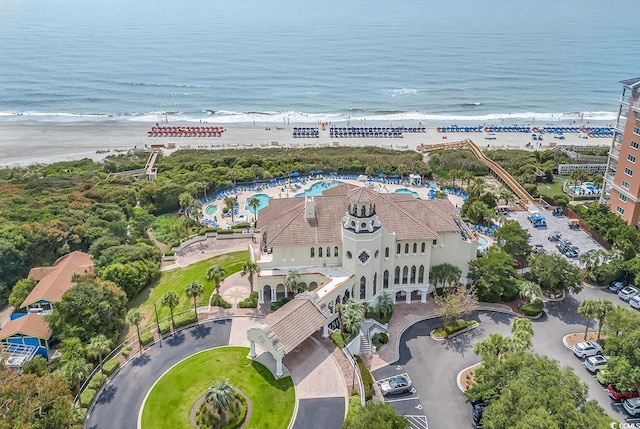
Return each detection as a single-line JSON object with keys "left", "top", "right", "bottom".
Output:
{"left": 284, "top": 269, "right": 300, "bottom": 295}
{"left": 518, "top": 281, "right": 542, "bottom": 304}
{"left": 162, "top": 291, "right": 180, "bottom": 331}
{"left": 126, "top": 308, "right": 144, "bottom": 353}
{"left": 473, "top": 333, "right": 509, "bottom": 361}
{"left": 509, "top": 317, "right": 534, "bottom": 352}
{"left": 577, "top": 299, "right": 599, "bottom": 340}
{"left": 570, "top": 169, "right": 589, "bottom": 188}
{"left": 340, "top": 298, "right": 365, "bottom": 339}
{"left": 224, "top": 196, "right": 236, "bottom": 223}
{"left": 86, "top": 334, "right": 112, "bottom": 373}
{"left": 247, "top": 197, "right": 260, "bottom": 223}
{"left": 594, "top": 299, "right": 614, "bottom": 340}
{"left": 206, "top": 379, "right": 235, "bottom": 413}
{"left": 499, "top": 187, "right": 514, "bottom": 206}
{"left": 240, "top": 261, "right": 260, "bottom": 293}
{"left": 376, "top": 293, "right": 393, "bottom": 320}
{"left": 429, "top": 264, "right": 445, "bottom": 289}
{"left": 62, "top": 358, "right": 90, "bottom": 396}
{"left": 579, "top": 249, "right": 601, "bottom": 272}
{"left": 179, "top": 192, "right": 193, "bottom": 213}
{"left": 467, "top": 178, "right": 485, "bottom": 199}
{"left": 185, "top": 281, "right": 205, "bottom": 317}
{"left": 441, "top": 264, "right": 462, "bottom": 288}
{"left": 206, "top": 265, "right": 227, "bottom": 296}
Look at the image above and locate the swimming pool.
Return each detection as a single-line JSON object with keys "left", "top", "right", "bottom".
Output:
{"left": 204, "top": 204, "right": 218, "bottom": 216}
{"left": 477, "top": 236, "right": 490, "bottom": 252}
{"left": 394, "top": 188, "right": 419, "bottom": 198}
{"left": 295, "top": 180, "right": 344, "bottom": 197}
{"left": 245, "top": 193, "right": 271, "bottom": 212}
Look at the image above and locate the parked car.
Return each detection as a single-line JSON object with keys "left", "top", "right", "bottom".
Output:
{"left": 548, "top": 232, "right": 562, "bottom": 241}
{"left": 564, "top": 248, "right": 579, "bottom": 258}
{"left": 573, "top": 341, "right": 603, "bottom": 358}
{"left": 584, "top": 355, "right": 609, "bottom": 373}
{"left": 623, "top": 397, "right": 640, "bottom": 416}
{"left": 596, "top": 369, "right": 610, "bottom": 385}
{"left": 609, "top": 281, "right": 626, "bottom": 293}
{"left": 618, "top": 286, "right": 639, "bottom": 302}
{"left": 630, "top": 295, "right": 640, "bottom": 309}
{"left": 379, "top": 376, "right": 412, "bottom": 396}
{"left": 609, "top": 385, "right": 640, "bottom": 402}
{"left": 532, "top": 244, "right": 546, "bottom": 254}
{"left": 472, "top": 401, "right": 486, "bottom": 427}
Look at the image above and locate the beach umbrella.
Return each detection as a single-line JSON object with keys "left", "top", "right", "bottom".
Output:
{"left": 379, "top": 173, "right": 387, "bottom": 178}
{"left": 391, "top": 174, "right": 400, "bottom": 178}
{"left": 255, "top": 179, "right": 262, "bottom": 183}
{"left": 316, "top": 170, "right": 323, "bottom": 173}
{"left": 310, "top": 170, "right": 316, "bottom": 174}
{"left": 289, "top": 172, "right": 300, "bottom": 177}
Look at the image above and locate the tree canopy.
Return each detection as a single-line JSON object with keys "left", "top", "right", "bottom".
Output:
{"left": 528, "top": 253, "right": 582, "bottom": 293}
{"left": 468, "top": 247, "right": 518, "bottom": 302}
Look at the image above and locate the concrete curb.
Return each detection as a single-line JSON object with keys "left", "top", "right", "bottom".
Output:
{"left": 429, "top": 321, "right": 479, "bottom": 341}
{"left": 562, "top": 332, "right": 596, "bottom": 350}
{"left": 456, "top": 362, "right": 482, "bottom": 393}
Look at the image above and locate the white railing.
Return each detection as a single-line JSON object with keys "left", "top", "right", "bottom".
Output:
{"left": 342, "top": 347, "right": 366, "bottom": 406}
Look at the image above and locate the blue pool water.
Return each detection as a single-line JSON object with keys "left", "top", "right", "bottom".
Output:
{"left": 477, "top": 236, "right": 490, "bottom": 251}
{"left": 245, "top": 193, "right": 271, "bottom": 212}
{"left": 295, "top": 181, "right": 344, "bottom": 197}
{"left": 394, "top": 188, "right": 419, "bottom": 198}
{"left": 204, "top": 204, "right": 218, "bottom": 215}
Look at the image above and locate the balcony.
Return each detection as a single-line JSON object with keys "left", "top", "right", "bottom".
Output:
{"left": 609, "top": 147, "right": 620, "bottom": 160}
{"left": 604, "top": 173, "right": 615, "bottom": 184}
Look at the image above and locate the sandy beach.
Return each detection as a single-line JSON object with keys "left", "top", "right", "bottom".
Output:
{"left": 0, "top": 120, "right": 613, "bottom": 167}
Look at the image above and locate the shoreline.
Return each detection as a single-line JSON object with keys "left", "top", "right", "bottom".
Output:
{"left": 0, "top": 120, "right": 613, "bottom": 167}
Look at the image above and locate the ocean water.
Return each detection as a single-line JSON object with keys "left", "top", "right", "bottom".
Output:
{"left": 0, "top": 0, "right": 638, "bottom": 125}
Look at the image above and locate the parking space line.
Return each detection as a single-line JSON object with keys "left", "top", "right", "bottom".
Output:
{"left": 405, "top": 415, "right": 428, "bottom": 429}
{"left": 385, "top": 396, "right": 419, "bottom": 403}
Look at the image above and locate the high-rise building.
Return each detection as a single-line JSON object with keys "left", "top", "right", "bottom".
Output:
{"left": 601, "top": 77, "right": 640, "bottom": 224}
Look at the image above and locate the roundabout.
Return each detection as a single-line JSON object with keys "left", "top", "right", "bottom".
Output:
{"left": 140, "top": 346, "right": 294, "bottom": 429}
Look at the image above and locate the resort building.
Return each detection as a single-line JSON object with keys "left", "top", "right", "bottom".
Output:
{"left": 601, "top": 77, "right": 640, "bottom": 224}
{"left": 247, "top": 184, "right": 477, "bottom": 376}
{"left": 17, "top": 250, "right": 94, "bottom": 316}
{"left": 0, "top": 313, "right": 53, "bottom": 360}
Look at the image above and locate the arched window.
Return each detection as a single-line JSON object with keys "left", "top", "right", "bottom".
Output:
{"left": 334, "top": 246, "right": 339, "bottom": 257}
{"left": 318, "top": 247, "right": 323, "bottom": 257}
{"left": 410, "top": 266, "right": 417, "bottom": 283}
{"left": 421, "top": 242, "right": 426, "bottom": 253}
{"left": 360, "top": 206, "right": 366, "bottom": 217}
{"left": 397, "top": 243, "right": 401, "bottom": 254}
{"left": 402, "top": 266, "right": 409, "bottom": 284}
{"left": 405, "top": 243, "right": 409, "bottom": 254}
{"left": 360, "top": 276, "right": 366, "bottom": 299}
{"left": 328, "top": 301, "right": 334, "bottom": 314}
{"left": 373, "top": 273, "right": 378, "bottom": 296}
{"left": 413, "top": 243, "right": 417, "bottom": 254}
{"left": 375, "top": 249, "right": 379, "bottom": 258}
{"left": 385, "top": 247, "right": 390, "bottom": 258}
{"left": 383, "top": 270, "right": 389, "bottom": 289}
{"left": 310, "top": 247, "right": 315, "bottom": 258}
{"left": 418, "top": 265, "right": 425, "bottom": 283}
{"left": 326, "top": 247, "right": 330, "bottom": 258}
{"left": 394, "top": 267, "right": 400, "bottom": 284}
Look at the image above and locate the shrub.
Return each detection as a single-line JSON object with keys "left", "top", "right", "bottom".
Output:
{"left": 231, "top": 222, "right": 250, "bottom": 229}
{"left": 271, "top": 297, "right": 291, "bottom": 311}
{"left": 344, "top": 394, "right": 363, "bottom": 426}
{"left": 88, "top": 373, "right": 107, "bottom": 390}
{"left": 217, "top": 229, "right": 234, "bottom": 235}
{"left": 140, "top": 330, "right": 155, "bottom": 345}
{"left": 158, "top": 320, "right": 171, "bottom": 335}
{"left": 174, "top": 311, "right": 198, "bottom": 328}
{"left": 210, "top": 294, "right": 232, "bottom": 309}
{"left": 238, "top": 291, "right": 258, "bottom": 308}
{"left": 501, "top": 287, "right": 519, "bottom": 302}
{"left": 434, "top": 319, "right": 476, "bottom": 338}
{"left": 121, "top": 345, "right": 131, "bottom": 358}
{"left": 330, "top": 330, "right": 345, "bottom": 349}
{"left": 371, "top": 332, "right": 389, "bottom": 349}
{"left": 102, "top": 357, "right": 120, "bottom": 376}
{"left": 478, "top": 289, "right": 500, "bottom": 303}
{"left": 354, "top": 355, "right": 374, "bottom": 401}
{"left": 80, "top": 388, "right": 97, "bottom": 408}
{"left": 521, "top": 299, "right": 544, "bottom": 316}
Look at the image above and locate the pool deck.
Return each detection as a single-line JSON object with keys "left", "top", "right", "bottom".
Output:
{"left": 202, "top": 178, "right": 465, "bottom": 226}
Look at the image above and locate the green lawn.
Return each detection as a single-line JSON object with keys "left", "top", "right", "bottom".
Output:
{"left": 536, "top": 176, "right": 568, "bottom": 198}
{"left": 130, "top": 250, "right": 250, "bottom": 322}
{"left": 141, "top": 347, "right": 295, "bottom": 429}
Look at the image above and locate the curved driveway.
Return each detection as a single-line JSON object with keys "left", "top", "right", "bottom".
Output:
{"left": 373, "top": 287, "right": 628, "bottom": 428}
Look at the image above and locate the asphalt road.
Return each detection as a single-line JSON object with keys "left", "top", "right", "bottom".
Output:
{"left": 373, "top": 285, "right": 632, "bottom": 428}
{"left": 85, "top": 320, "right": 232, "bottom": 429}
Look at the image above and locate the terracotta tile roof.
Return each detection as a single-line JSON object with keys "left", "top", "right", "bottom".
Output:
{"left": 265, "top": 294, "right": 328, "bottom": 354}
{"left": 21, "top": 251, "right": 94, "bottom": 308}
{"left": 258, "top": 184, "right": 463, "bottom": 246}
{"left": 0, "top": 313, "right": 52, "bottom": 341}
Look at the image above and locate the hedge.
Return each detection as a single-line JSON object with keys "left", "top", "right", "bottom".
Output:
{"left": 238, "top": 291, "right": 258, "bottom": 308}
{"left": 354, "top": 355, "right": 374, "bottom": 401}
{"left": 522, "top": 299, "right": 544, "bottom": 316}
{"left": 140, "top": 330, "right": 155, "bottom": 346}
{"left": 103, "top": 358, "right": 120, "bottom": 376}
{"left": 210, "top": 294, "right": 232, "bottom": 309}
{"left": 88, "top": 373, "right": 107, "bottom": 390}
{"left": 164, "top": 250, "right": 175, "bottom": 257}
{"left": 271, "top": 297, "right": 291, "bottom": 311}
{"left": 80, "top": 388, "right": 97, "bottom": 408}
{"left": 231, "top": 222, "right": 250, "bottom": 229}
{"left": 217, "top": 229, "right": 234, "bottom": 235}
{"left": 121, "top": 345, "right": 131, "bottom": 358}
{"left": 330, "top": 330, "right": 345, "bottom": 349}
{"left": 174, "top": 311, "right": 198, "bottom": 328}
{"left": 433, "top": 319, "right": 476, "bottom": 338}
{"left": 371, "top": 332, "right": 389, "bottom": 349}
{"left": 159, "top": 320, "right": 171, "bottom": 335}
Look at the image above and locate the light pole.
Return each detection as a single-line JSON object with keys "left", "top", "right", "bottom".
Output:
{"left": 154, "top": 302, "right": 161, "bottom": 347}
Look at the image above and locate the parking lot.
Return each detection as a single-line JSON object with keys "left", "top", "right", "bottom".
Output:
{"left": 506, "top": 206, "right": 606, "bottom": 265}
{"left": 373, "top": 369, "right": 428, "bottom": 429}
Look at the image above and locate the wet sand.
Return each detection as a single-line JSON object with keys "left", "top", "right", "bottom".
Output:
{"left": 0, "top": 120, "right": 612, "bottom": 166}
